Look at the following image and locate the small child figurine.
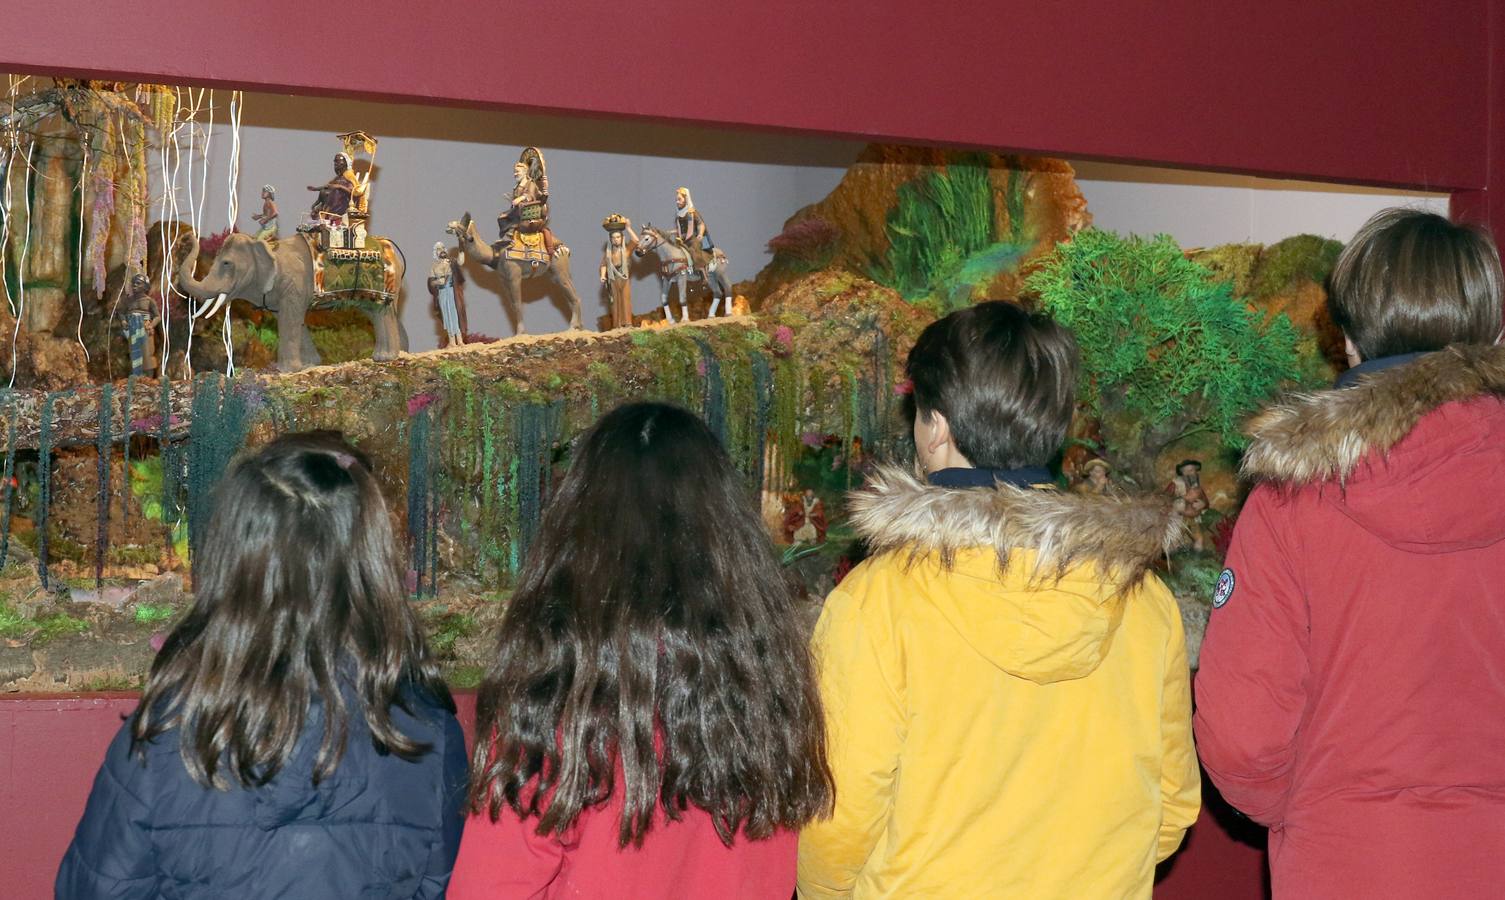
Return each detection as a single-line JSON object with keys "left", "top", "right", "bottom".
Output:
{"left": 251, "top": 185, "right": 279, "bottom": 241}
{"left": 122, "top": 272, "right": 161, "bottom": 376}
{"left": 600, "top": 214, "right": 639, "bottom": 330}
{"left": 428, "top": 242, "right": 465, "bottom": 348}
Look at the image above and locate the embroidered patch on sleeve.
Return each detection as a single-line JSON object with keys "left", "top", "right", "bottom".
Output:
{"left": 1213, "top": 568, "right": 1235, "bottom": 608}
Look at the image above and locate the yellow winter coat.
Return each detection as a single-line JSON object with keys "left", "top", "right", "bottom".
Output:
{"left": 797, "top": 468, "right": 1200, "bottom": 900}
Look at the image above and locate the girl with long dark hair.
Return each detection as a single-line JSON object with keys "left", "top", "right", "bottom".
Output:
{"left": 450, "top": 402, "right": 833, "bottom": 899}
{"left": 58, "top": 432, "right": 468, "bottom": 900}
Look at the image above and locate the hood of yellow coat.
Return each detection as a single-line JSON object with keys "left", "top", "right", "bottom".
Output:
{"left": 847, "top": 466, "right": 1184, "bottom": 683}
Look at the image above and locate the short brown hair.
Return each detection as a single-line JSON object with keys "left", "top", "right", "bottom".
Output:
{"left": 906, "top": 301, "right": 1079, "bottom": 469}
{"left": 1329, "top": 208, "right": 1503, "bottom": 359}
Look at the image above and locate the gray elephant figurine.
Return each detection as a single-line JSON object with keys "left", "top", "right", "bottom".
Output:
{"left": 175, "top": 231, "right": 408, "bottom": 371}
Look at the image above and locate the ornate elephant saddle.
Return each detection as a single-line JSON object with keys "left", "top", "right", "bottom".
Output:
{"left": 306, "top": 233, "right": 400, "bottom": 305}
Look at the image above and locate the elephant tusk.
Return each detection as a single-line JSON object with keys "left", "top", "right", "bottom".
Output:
{"left": 195, "top": 293, "right": 228, "bottom": 320}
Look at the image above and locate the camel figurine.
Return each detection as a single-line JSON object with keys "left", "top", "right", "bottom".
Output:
{"left": 446, "top": 212, "right": 584, "bottom": 334}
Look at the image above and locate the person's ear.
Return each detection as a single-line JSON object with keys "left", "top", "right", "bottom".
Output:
{"left": 926, "top": 410, "right": 953, "bottom": 457}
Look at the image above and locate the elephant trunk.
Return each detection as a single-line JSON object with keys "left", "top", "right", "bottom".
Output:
{"left": 175, "top": 238, "right": 215, "bottom": 299}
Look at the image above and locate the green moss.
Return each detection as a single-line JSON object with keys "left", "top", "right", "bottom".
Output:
{"left": 7, "top": 610, "right": 91, "bottom": 646}
{"left": 106, "top": 545, "right": 158, "bottom": 567}
{"left": 1191, "top": 243, "right": 1263, "bottom": 298}
{"left": 423, "top": 610, "right": 478, "bottom": 659}
{"left": 73, "top": 673, "right": 142, "bottom": 692}
{"left": 0, "top": 600, "right": 25, "bottom": 635}
{"left": 444, "top": 664, "right": 486, "bottom": 689}
{"left": 132, "top": 603, "right": 177, "bottom": 625}
{"left": 308, "top": 313, "right": 376, "bottom": 365}
{"left": 1251, "top": 235, "right": 1343, "bottom": 299}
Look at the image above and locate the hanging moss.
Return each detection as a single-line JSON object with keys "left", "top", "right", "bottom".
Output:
{"left": 157, "top": 377, "right": 179, "bottom": 541}
{"left": 95, "top": 381, "right": 113, "bottom": 588}
{"left": 187, "top": 375, "right": 251, "bottom": 563}
{"left": 0, "top": 395, "right": 15, "bottom": 570}
{"left": 770, "top": 357, "right": 802, "bottom": 490}
{"left": 120, "top": 374, "right": 134, "bottom": 523}
{"left": 691, "top": 335, "right": 727, "bottom": 445}
{"left": 750, "top": 351, "right": 773, "bottom": 491}
{"left": 406, "top": 403, "right": 435, "bottom": 598}
{"left": 37, "top": 390, "right": 69, "bottom": 590}
{"left": 513, "top": 401, "right": 564, "bottom": 565}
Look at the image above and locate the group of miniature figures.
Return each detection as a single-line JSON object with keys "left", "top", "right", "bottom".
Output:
{"left": 1070, "top": 456, "right": 1211, "bottom": 552}
{"left": 597, "top": 193, "right": 733, "bottom": 329}
{"left": 120, "top": 139, "right": 737, "bottom": 375}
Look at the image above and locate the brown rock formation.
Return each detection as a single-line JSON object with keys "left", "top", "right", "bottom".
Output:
{"left": 746, "top": 144, "right": 1090, "bottom": 303}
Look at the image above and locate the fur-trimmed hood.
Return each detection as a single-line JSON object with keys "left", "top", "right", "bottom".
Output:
{"left": 843, "top": 466, "right": 1185, "bottom": 683}
{"left": 1242, "top": 344, "right": 1505, "bottom": 484}
{"left": 1241, "top": 344, "right": 1505, "bottom": 552}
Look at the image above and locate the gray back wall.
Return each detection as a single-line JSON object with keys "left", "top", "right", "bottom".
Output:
{"left": 177, "top": 92, "right": 860, "bottom": 349}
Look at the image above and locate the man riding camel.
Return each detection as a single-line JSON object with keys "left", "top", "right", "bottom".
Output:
{"left": 498, "top": 147, "right": 561, "bottom": 259}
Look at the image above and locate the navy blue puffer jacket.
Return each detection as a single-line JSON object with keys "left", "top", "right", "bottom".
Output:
{"left": 55, "top": 687, "right": 467, "bottom": 900}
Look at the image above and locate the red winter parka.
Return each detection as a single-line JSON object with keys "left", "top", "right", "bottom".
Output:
{"left": 1195, "top": 346, "right": 1505, "bottom": 899}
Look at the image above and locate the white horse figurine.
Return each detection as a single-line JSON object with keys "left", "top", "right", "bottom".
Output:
{"left": 633, "top": 224, "right": 733, "bottom": 324}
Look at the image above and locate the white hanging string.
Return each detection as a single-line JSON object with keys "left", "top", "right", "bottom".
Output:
{"left": 105, "top": 116, "right": 130, "bottom": 361}
{"left": 158, "top": 95, "right": 186, "bottom": 378}
{"left": 9, "top": 140, "right": 35, "bottom": 388}
{"left": 226, "top": 91, "right": 240, "bottom": 226}
{"left": 0, "top": 77, "right": 21, "bottom": 320}
{"left": 179, "top": 88, "right": 201, "bottom": 373}
{"left": 75, "top": 141, "right": 89, "bottom": 360}
{"left": 0, "top": 141, "right": 16, "bottom": 320}
{"left": 195, "top": 90, "right": 213, "bottom": 238}
{"left": 221, "top": 90, "right": 243, "bottom": 377}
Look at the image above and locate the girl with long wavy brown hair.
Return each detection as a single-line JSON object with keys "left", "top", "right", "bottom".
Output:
{"left": 58, "top": 431, "right": 468, "bottom": 900}
{"left": 450, "top": 402, "right": 833, "bottom": 899}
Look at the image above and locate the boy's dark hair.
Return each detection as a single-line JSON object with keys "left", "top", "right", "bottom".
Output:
{"left": 132, "top": 431, "right": 452, "bottom": 788}
{"left": 1329, "top": 208, "right": 1503, "bottom": 360}
{"left": 906, "top": 300, "right": 1079, "bottom": 469}
{"left": 469, "top": 402, "right": 834, "bottom": 847}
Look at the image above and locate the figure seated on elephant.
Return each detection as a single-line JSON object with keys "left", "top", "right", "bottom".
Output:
{"left": 303, "top": 152, "right": 369, "bottom": 250}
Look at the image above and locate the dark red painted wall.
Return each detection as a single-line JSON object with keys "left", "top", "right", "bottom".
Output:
{"left": 1452, "top": 0, "right": 1505, "bottom": 233}
{"left": 0, "top": 1, "right": 1491, "bottom": 193}
{"left": 0, "top": 693, "right": 1265, "bottom": 900}
{"left": 0, "top": 4, "right": 1500, "bottom": 897}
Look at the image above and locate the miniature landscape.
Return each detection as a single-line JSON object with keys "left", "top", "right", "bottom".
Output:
{"left": 0, "top": 81, "right": 1346, "bottom": 689}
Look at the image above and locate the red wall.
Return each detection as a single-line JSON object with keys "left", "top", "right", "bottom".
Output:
{"left": 0, "top": 1, "right": 1492, "bottom": 194}
{"left": 1, "top": 692, "right": 1266, "bottom": 900}
{"left": 0, "top": 4, "right": 1500, "bottom": 897}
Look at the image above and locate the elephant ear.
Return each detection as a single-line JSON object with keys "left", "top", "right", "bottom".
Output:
{"left": 249, "top": 239, "right": 278, "bottom": 298}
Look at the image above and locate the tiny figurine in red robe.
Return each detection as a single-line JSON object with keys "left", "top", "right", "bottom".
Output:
{"left": 782, "top": 488, "right": 828, "bottom": 544}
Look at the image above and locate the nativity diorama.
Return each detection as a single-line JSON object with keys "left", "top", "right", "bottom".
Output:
{"left": 0, "top": 77, "right": 1347, "bottom": 691}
